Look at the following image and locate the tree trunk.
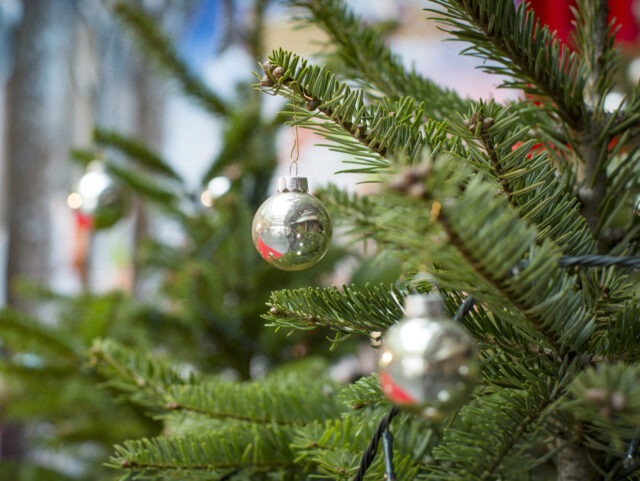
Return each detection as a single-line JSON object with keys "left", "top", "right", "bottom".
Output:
{"left": 132, "top": 59, "right": 164, "bottom": 297}
{"left": 4, "top": 0, "right": 74, "bottom": 309}
{"left": 558, "top": 444, "right": 598, "bottom": 481}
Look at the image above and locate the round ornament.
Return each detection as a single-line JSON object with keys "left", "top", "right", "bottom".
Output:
{"left": 252, "top": 176, "right": 332, "bottom": 271}
{"left": 201, "top": 175, "right": 232, "bottom": 207}
{"left": 378, "top": 294, "right": 479, "bottom": 419}
{"left": 68, "top": 162, "right": 127, "bottom": 229}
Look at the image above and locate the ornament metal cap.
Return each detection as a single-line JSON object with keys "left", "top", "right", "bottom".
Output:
{"left": 404, "top": 293, "right": 446, "bottom": 319}
{"left": 277, "top": 176, "right": 308, "bottom": 193}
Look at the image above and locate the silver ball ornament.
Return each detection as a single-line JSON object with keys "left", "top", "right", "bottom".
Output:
{"left": 379, "top": 294, "right": 479, "bottom": 419}
{"left": 252, "top": 176, "right": 332, "bottom": 271}
{"left": 69, "top": 162, "right": 127, "bottom": 229}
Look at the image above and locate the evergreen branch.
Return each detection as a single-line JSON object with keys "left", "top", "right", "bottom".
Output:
{"left": 113, "top": 2, "right": 229, "bottom": 116}
{"left": 417, "top": 157, "right": 596, "bottom": 355}
{"left": 69, "top": 147, "right": 97, "bottom": 167}
{"left": 89, "top": 339, "right": 194, "bottom": 407}
{"left": 316, "top": 185, "right": 385, "bottom": 242}
{"left": 104, "top": 162, "right": 180, "bottom": 207}
{"left": 163, "top": 376, "right": 342, "bottom": 426}
{"left": 0, "top": 362, "right": 76, "bottom": 380}
{"left": 292, "top": 416, "right": 420, "bottom": 481}
{"left": 317, "top": 170, "right": 440, "bottom": 261}
{"left": 595, "top": 147, "right": 640, "bottom": 237}
{"left": 339, "top": 374, "right": 386, "bottom": 410}
{"left": 0, "top": 309, "right": 80, "bottom": 362}
{"left": 479, "top": 123, "right": 512, "bottom": 202}
{"left": 92, "top": 340, "right": 342, "bottom": 426}
{"left": 449, "top": 101, "right": 596, "bottom": 256}
{"left": 427, "top": 375, "right": 566, "bottom": 481}
{"left": 591, "top": 299, "right": 640, "bottom": 361}
{"left": 264, "top": 283, "right": 410, "bottom": 340}
{"left": 110, "top": 425, "right": 297, "bottom": 475}
{"left": 259, "top": 49, "right": 427, "bottom": 172}
{"left": 0, "top": 462, "right": 80, "bottom": 481}
{"left": 566, "top": 363, "right": 640, "bottom": 454}
{"left": 288, "top": 0, "right": 468, "bottom": 120}
{"left": 94, "top": 129, "right": 181, "bottom": 180}
{"left": 426, "top": 359, "right": 582, "bottom": 481}
{"left": 427, "top": 0, "right": 588, "bottom": 128}
{"left": 572, "top": 0, "right": 619, "bottom": 111}
{"left": 442, "top": 292, "right": 553, "bottom": 368}
{"left": 437, "top": 204, "right": 560, "bottom": 356}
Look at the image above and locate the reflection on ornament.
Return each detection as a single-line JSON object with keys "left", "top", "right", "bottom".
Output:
{"left": 257, "top": 238, "right": 284, "bottom": 259}
{"left": 69, "top": 161, "right": 127, "bottom": 229}
{"left": 252, "top": 176, "right": 332, "bottom": 271}
{"left": 378, "top": 293, "right": 479, "bottom": 420}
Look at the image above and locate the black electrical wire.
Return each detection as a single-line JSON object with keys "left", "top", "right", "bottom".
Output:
{"left": 353, "top": 255, "right": 640, "bottom": 480}
{"left": 559, "top": 255, "right": 640, "bottom": 269}
{"left": 453, "top": 295, "right": 476, "bottom": 323}
{"left": 624, "top": 428, "right": 640, "bottom": 469}
{"left": 351, "top": 406, "right": 399, "bottom": 481}
{"left": 382, "top": 430, "right": 397, "bottom": 481}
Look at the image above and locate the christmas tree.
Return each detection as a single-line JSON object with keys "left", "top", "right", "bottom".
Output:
{"left": 9, "top": 0, "right": 640, "bottom": 479}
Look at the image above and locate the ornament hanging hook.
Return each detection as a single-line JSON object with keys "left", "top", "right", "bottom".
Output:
{"left": 289, "top": 86, "right": 300, "bottom": 177}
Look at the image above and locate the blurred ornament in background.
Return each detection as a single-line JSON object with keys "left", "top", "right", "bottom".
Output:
{"left": 67, "top": 161, "right": 127, "bottom": 229}
{"left": 201, "top": 175, "right": 232, "bottom": 207}
{"left": 378, "top": 293, "right": 479, "bottom": 420}
{"left": 252, "top": 176, "right": 331, "bottom": 271}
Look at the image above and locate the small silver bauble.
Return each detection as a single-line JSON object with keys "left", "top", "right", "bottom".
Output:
{"left": 252, "top": 176, "right": 332, "bottom": 271}
{"left": 379, "top": 294, "right": 479, "bottom": 420}
{"left": 68, "top": 161, "right": 127, "bottom": 229}
{"left": 201, "top": 175, "right": 232, "bottom": 207}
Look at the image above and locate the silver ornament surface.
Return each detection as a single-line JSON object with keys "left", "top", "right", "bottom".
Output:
{"left": 72, "top": 162, "right": 127, "bottom": 229}
{"left": 252, "top": 176, "right": 332, "bottom": 271}
{"left": 379, "top": 293, "right": 479, "bottom": 419}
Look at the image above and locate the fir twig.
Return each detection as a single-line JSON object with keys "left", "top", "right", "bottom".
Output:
{"left": 114, "top": 2, "right": 229, "bottom": 116}
{"left": 427, "top": 0, "right": 587, "bottom": 127}
{"left": 94, "top": 129, "right": 181, "bottom": 180}
{"left": 289, "top": 0, "right": 468, "bottom": 120}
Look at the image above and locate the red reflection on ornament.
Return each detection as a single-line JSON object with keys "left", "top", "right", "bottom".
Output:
{"left": 257, "top": 238, "right": 284, "bottom": 260}
{"left": 380, "top": 371, "right": 416, "bottom": 404}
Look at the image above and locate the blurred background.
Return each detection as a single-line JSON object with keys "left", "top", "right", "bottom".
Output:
{"left": 0, "top": 0, "right": 638, "bottom": 480}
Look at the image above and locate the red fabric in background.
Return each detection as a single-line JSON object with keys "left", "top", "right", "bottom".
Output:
{"left": 528, "top": 0, "right": 639, "bottom": 46}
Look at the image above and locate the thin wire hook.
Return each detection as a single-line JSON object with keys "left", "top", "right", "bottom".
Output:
{"left": 289, "top": 87, "right": 300, "bottom": 177}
